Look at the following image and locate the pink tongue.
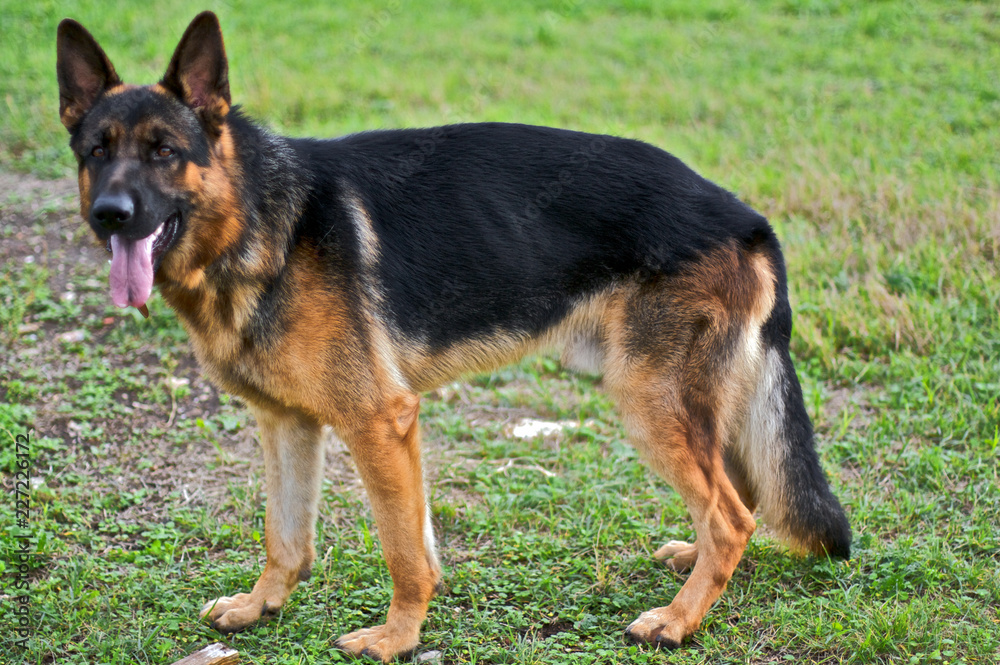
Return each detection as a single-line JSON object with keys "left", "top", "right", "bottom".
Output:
{"left": 109, "top": 233, "right": 156, "bottom": 309}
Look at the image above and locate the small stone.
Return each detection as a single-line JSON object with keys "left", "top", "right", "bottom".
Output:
{"left": 58, "top": 329, "right": 87, "bottom": 343}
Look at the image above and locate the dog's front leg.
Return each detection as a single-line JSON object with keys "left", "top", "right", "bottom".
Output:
{"left": 201, "top": 405, "right": 325, "bottom": 631}
{"left": 335, "top": 393, "right": 441, "bottom": 662}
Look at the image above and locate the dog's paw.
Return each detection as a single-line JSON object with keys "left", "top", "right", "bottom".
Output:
{"left": 625, "top": 606, "right": 690, "bottom": 649}
{"left": 335, "top": 624, "right": 419, "bottom": 663}
{"left": 652, "top": 539, "right": 698, "bottom": 572}
{"left": 200, "top": 592, "right": 279, "bottom": 633}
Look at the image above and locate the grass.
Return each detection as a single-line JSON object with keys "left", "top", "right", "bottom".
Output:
{"left": 1, "top": 0, "right": 998, "bottom": 663}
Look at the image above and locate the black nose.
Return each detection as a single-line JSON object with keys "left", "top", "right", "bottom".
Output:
{"left": 91, "top": 192, "right": 135, "bottom": 231}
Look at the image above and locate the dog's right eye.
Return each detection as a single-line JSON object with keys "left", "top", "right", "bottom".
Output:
{"left": 91, "top": 146, "right": 105, "bottom": 158}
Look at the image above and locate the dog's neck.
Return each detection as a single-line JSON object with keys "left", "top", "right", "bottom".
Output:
{"left": 157, "top": 110, "right": 311, "bottom": 337}
{"left": 221, "top": 109, "right": 311, "bottom": 278}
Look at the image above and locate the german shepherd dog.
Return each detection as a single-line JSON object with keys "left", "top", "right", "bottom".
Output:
{"left": 57, "top": 12, "right": 850, "bottom": 660}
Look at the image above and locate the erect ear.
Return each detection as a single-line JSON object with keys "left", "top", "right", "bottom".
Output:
{"left": 161, "top": 11, "right": 231, "bottom": 133}
{"left": 56, "top": 19, "right": 122, "bottom": 131}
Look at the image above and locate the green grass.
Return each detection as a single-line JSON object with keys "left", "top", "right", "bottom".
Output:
{"left": 1, "top": 0, "right": 999, "bottom": 663}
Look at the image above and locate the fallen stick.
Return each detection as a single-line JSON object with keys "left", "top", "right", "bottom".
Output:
{"left": 169, "top": 643, "right": 239, "bottom": 665}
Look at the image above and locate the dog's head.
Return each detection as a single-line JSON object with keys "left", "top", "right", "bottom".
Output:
{"left": 57, "top": 12, "right": 238, "bottom": 314}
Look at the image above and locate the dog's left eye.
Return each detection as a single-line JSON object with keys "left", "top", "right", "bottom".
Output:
{"left": 156, "top": 146, "right": 175, "bottom": 158}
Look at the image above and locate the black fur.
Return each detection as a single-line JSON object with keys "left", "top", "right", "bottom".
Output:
{"left": 59, "top": 12, "right": 854, "bottom": 654}
{"left": 760, "top": 241, "right": 852, "bottom": 559}
{"left": 234, "top": 116, "right": 851, "bottom": 561}
{"left": 283, "top": 121, "right": 771, "bottom": 347}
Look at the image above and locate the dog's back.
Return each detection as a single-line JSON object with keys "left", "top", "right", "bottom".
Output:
{"left": 286, "top": 115, "right": 853, "bottom": 560}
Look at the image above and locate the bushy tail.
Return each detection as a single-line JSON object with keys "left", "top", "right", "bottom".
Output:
{"left": 729, "top": 286, "right": 851, "bottom": 559}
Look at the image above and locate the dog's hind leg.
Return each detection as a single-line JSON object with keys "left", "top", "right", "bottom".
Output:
{"left": 334, "top": 392, "right": 440, "bottom": 662}
{"left": 201, "top": 405, "right": 325, "bottom": 632}
{"left": 651, "top": 449, "right": 758, "bottom": 572}
{"left": 614, "top": 376, "right": 757, "bottom": 647}
{"left": 602, "top": 243, "right": 778, "bottom": 647}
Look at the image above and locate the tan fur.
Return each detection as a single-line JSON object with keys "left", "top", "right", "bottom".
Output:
{"left": 77, "top": 169, "right": 92, "bottom": 221}
{"left": 185, "top": 234, "right": 781, "bottom": 657}
{"left": 158, "top": 123, "right": 242, "bottom": 291}
{"left": 396, "top": 290, "right": 615, "bottom": 392}
{"left": 201, "top": 405, "right": 325, "bottom": 629}
{"left": 346, "top": 189, "right": 382, "bottom": 269}
{"left": 333, "top": 394, "right": 440, "bottom": 659}
{"left": 60, "top": 17, "right": 811, "bottom": 654}
{"left": 77, "top": 136, "right": 787, "bottom": 653}
{"left": 100, "top": 82, "right": 136, "bottom": 97}
{"left": 60, "top": 83, "right": 128, "bottom": 130}
{"left": 596, "top": 244, "right": 774, "bottom": 645}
